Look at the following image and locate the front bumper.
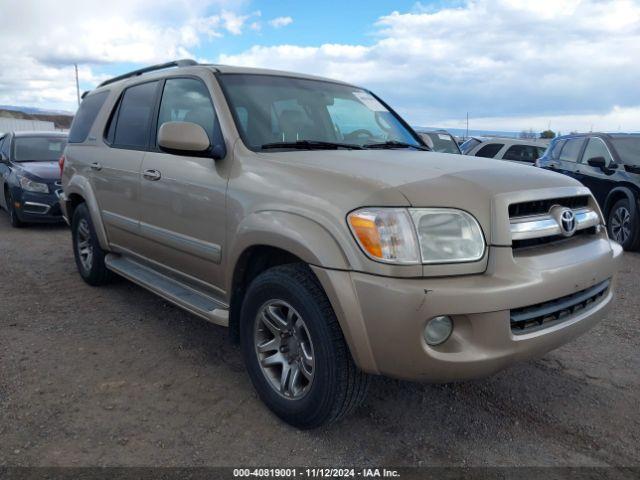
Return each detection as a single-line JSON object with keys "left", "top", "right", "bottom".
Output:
{"left": 313, "top": 236, "right": 623, "bottom": 382}
{"left": 13, "top": 188, "right": 64, "bottom": 224}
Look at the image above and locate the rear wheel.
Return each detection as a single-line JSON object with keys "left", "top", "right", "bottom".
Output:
{"left": 240, "top": 263, "right": 369, "bottom": 429}
{"left": 608, "top": 198, "right": 640, "bottom": 251}
{"left": 5, "top": 190, "right": 25, "bottom": 228}
{"left": 72, "top": 203, "right": 114, "bottom": 285}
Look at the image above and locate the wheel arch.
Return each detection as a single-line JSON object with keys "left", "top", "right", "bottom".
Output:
{"left": 603, "top": 185, "right": 639, "bottom": 218}
{"left": 63, "top": 176, "right": 109, "bottom": 250}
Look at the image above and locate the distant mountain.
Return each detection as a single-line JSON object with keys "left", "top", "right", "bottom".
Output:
{"left": 0, "top": 105, "right": 75, "bottom": 116}
{"left": 0, "top": 106, "right": 74, "bottom": 130}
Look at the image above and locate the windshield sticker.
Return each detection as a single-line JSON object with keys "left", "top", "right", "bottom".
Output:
{"left": 352, "top": 91, "right": 387, "bottom": 112}
{"left": 438, "top": 134, "right": 450, "bottom": 141}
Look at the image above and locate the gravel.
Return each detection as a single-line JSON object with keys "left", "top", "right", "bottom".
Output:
{"left": 0, "top": 216, "right": 638, "bottom": 467}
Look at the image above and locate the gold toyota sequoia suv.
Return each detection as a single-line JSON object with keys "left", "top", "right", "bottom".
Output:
{"left": 60, "top": 60, "right": 623, "bottom": 428}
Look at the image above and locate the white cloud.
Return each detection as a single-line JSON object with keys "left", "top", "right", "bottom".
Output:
{"left": 0, "top": 0, "right": 253, "bottom": 111}
{"left": 268, "top": 16, "right": 293, "bottom": 28}
{"left": 219, "top": 0, "right": 640, "bottom": 131}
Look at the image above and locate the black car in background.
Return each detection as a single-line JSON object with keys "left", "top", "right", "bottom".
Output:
{"left": 536, "top": 133, "right": 640, "bottom": 250}
{"left": 0, "top": 131, "right": 67, "bottom": 227}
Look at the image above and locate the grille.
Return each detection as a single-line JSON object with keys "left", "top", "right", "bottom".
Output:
{"left": 512, "top": 227, "right": 596, "bottom": 249}
{"left": 509, "top": 195, "right": 589, "bottom": 218}
{"left": 510, "top": 279, "right": 610, "bottom": 334}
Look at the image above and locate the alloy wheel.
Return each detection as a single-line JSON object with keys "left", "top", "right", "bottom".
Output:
{"left": 254, "top": 300, "right": 315, "bottom": 399}
{"left": 610, "top": 206, "right": 631, "bottom": 244}
{"left": 76, "top": 218, "right": 94, "bottom": 272}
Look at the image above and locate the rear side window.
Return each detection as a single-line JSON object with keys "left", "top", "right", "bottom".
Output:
{"left": 68, "top": 91, "right": 109, "bottom": 143}
{"left": 559, "top": 138, "right": 585, "bottom": 163}
{"left": 475, "top": 143, "right": 503, "bottom": 158}
{"left": 502, "top": 144, "right": 540, "bottom": 163}
{"left": 110, "top": 81, "right": 159, "bottom": 149}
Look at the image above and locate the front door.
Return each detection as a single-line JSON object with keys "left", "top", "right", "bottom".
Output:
{"left": 137, "top": 76, "right": 228, "bottom": 291}
{"left": 577, "top": 137, "right": 618, "bottom": 206}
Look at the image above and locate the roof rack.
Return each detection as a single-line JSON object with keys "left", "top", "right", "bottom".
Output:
{"left": 97, "top": 59, "right": 198, "bottom": 88}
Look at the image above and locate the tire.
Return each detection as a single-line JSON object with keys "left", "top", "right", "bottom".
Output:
{"left": 240, "top": 263, "right": 369, "bottom": 429}
{"left": 71, "top": 203, "right": 114, "bottom": 286}
{"left": 608, "top": 198, "right": 640, "bottom": 251}
{"left": 5, "top": 190, "right": 25, "bottom": 228}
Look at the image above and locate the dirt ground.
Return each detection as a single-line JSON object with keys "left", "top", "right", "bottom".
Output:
{"left": 1, "top": 215, "right": 639, "bottom": 467}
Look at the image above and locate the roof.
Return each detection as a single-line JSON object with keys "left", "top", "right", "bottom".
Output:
{"left": 556, "top": 132, "right": 640, "bottom": 140}
{"left": 91, "top": 59, "right": 357, "bottom": 93}
{"left": 470, "top": 136, "right": 550, "bottom": 147}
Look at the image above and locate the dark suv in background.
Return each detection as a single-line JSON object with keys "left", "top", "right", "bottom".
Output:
{"left": 0, "top": 131, "right": 67, "bottom": 227}
{"left": 536, "top": 133, "right": 640, "bottom": 250}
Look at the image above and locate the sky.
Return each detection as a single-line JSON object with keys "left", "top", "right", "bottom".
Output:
{"left": 1, "top": 0, "right": 639, "bottom": 133}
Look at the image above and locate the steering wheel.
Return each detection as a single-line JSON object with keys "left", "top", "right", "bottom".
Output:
{"left": 344, "top": 129, "right": 375, "bottom": 142}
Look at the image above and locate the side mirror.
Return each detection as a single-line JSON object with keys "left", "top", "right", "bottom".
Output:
{"left": 587, "top": 156, "right": 618, "bottom": 173}
{"left": 158, "top": 121, "right": 210, "bottom": 154}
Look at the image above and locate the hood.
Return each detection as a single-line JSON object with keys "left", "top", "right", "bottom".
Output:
{"left": 257, "top": 149, "right": 581, "bottom": 200}
{"left": 15, "top": 161, "right": 60, "bottom": 181}
{"left": 254, "top": 149, "right": 584, "bottom": 244}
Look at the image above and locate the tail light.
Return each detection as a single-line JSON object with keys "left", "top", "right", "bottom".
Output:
{"left": 58, "top": 154, "right": 65, "bottom": 177}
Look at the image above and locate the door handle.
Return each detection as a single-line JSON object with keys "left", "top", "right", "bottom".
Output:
{"left": 90, "top": 162, "right": 102, "bottom": 171}
{"left": 143, "top": 169, "right": 162, "bottom": 181}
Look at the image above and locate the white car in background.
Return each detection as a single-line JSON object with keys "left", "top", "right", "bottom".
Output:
{"left": 461, "top": 136, "right": 549, "bottom": 165}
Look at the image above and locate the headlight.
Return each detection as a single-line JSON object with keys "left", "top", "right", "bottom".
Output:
{"left": 348, "top": 207, "right": 485, "bottom": 265}
{"left": 347, "top": 208, "right": 420, "bottom": 264}
{"left": 410, "top": 208, "right": 485, "bottom": 263}
{"left": 18, "top": 175, "right": 49, "bottom": 194}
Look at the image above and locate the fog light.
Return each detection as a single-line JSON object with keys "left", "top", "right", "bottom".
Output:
{"left": 424, "top": 316, "right": 453, "bottom": 346}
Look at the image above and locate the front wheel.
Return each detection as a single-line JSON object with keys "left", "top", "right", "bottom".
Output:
{"left": 5, "top": 190, "right": 25, "bottom": 228}
{"left": 608, "top": 198, "right": 640, "bottom": 251}
{"left": 240, "top": 263, "right": 369, "bottom": 429}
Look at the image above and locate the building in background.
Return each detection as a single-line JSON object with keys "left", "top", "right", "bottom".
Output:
{"left": 0, "top": 117, "right": 57, "bottom": 133}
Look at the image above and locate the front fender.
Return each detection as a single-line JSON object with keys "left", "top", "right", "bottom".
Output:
{"left": 604, "top": 186, "right": 639, "bottom": 216}
{"left": 226, "top": 210, "right": 351, "bottom": 290}
{"left": 63, "top": 174, "right": 110, "bottom": 250}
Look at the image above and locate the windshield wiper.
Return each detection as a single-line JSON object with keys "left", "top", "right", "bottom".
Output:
{"left": 260, "top": 140, "right": 364, "bottom": 150}
{"left": 363, "top": 141, "right": 430, "bottom": 151}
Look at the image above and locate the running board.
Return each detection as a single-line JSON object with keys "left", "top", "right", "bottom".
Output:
{"left": 104, "top": 254, "right": 229, "bottom": 327}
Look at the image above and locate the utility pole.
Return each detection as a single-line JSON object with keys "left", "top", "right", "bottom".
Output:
{"left": 465, "top": 112, "right": 469, "bottom": 139}
{"left": 74, "top": 64, "right": 80, "bottom": 106}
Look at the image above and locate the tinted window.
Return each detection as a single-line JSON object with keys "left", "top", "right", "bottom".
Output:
{"left": 68, "top": 91, "right": 109, "bottom": 143}
{"left": 112, "top": 81, "right": 159, "bottom": 149}
{"left": 582, "top": 137, "right": 613, "bottom": 166}
{"left": 475, "top": 143, "right": 503, "bottom": 158}
{"left": 610, "top": 137, "right": 640, "bottom": 166}
{"left": 157, "top": 78, "right": 221, "bottom": 146}
{"left": 559, "top": 138, "right": 585, "bottom": 163}
{"left": 549, "top": 139, "right": 566, "bottom": 159}
{"left": 460, "top": 138, "right": 481, "bottom": 154}
{"left": 13, "top": 137, "right": 67, "bottom": 162}
{"left": 502, "top": 144, "right": 542, "bottom": 163}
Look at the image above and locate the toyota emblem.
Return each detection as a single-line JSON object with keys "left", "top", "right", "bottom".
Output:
{"left": 549, "top": 205, "right": 577, "bottom": 237}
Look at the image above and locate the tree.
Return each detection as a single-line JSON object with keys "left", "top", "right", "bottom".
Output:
{"left": 540, "top": 130, "right": 556, "bottom": 139}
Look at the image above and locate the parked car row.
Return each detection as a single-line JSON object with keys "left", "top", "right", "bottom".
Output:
{"left": 0, "top": 59, "right": 628, "bottom": 429}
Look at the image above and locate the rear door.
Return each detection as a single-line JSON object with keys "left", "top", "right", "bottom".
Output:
{"left": 93, "top": 81, "right": 160, "bottom": 251}
{"left": 137, "top": 76, "right": 228, "bottom": 289}
{"left": 577, "top": 137, "right": 617, "bottom": 205}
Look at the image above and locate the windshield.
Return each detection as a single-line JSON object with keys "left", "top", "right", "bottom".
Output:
{"left": 218, "top": 74, "right": 421, "bottom": 151}
{"left": 420, "top": 132, "right": 460, "bottom": 154}
{"left": 13, "top": 136, "right": 67, "bottom": 162}
{"left": 610, "top": 137, "right": 640, "bottom": 166}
